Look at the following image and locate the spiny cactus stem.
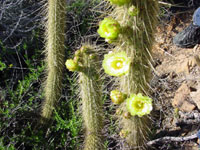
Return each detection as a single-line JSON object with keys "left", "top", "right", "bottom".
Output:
{"left": 78, "top": 47, "right": 103, "bottom": 150}
{"left": 103, "top": 0, "right": 159, "bottom": 149}
{"left": 41, "top": 0, "right": 66, "bottom": 123}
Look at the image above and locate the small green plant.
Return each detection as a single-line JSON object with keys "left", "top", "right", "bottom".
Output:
{"left": 0, "top": 40, "right": 6, "bottom": 53}
{"left": 0, "top": 67, "right": 82, "bottom": 149}
{"left": 0, "top": 60, "right": 6, "bottom": 71}
{"left": 0, "top": 57, "right": 45, "bottom": 149}
{"left": 0, "top": 138, "right": 15, "bottom": 150}
{"left": 53, "top": 101, "right": 82, "bottom": 149}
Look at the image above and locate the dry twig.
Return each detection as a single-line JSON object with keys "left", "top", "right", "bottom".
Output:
{"left": 147, "top": 134, "right": 197, "bottom": 146}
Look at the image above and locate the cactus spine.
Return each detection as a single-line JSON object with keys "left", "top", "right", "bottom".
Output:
{"left": 41, "top": 0, "right": 66, "bottom": 122}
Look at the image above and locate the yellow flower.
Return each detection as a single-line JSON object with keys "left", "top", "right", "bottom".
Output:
{"left": 65, "top": 59, "right": 79, "bottom": 72}
{"left": 126, "top": 93, "right": 153, "bottom": 117}
{"left": 110, "top": 90, "right": 127, "bottom": 104}
{"left": 97, "top": 18, "right": 120, "bottom": 42}
{"left": 107, "top": 0, "right": 131, "bottom": 6}
{"left": 102, "top": 51, "right": 131, "bottom": 76}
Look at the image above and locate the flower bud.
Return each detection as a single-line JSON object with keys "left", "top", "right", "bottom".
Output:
{"left": 75, "top": 50, "right": 81, "bottom": 56}
{"left": 97, "top": 18, "right": 120, "bottom": 42}
{"left": 65, "top": 59, "right": 79, "bottom": 72}
{"left": 80, "top": 46, "right": 89, "bottom": 53}
{"left": 110, "top": 90, "right": 126, "bottom": 104}
{"left": 73, "top": 56, "right": 80, "bottom": 64}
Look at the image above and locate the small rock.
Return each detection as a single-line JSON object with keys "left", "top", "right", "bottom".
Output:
{"left": 169, "top": 71, "right": 177, "bottom": 79}
{"left": 182, "top": 143, "right": 199, "bottom": 150}
{"left": 172, "top": 83, "right": 196, "bottom": 112}
{"left": 194, "top": 55, "right": 200, "bottom": 67}
{"left": 190, "top": 87, "right": 200, "bottom": 110}
{"left": 175, "top": 57, "right": 197, "bottom": 74}
{"left": 180, "top": 101, "right": 196, "bottom": 112}
{"left": 176, "top": 61, "right": 189, "bottom": 74}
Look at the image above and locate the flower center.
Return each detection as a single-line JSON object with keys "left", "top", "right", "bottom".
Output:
{"left": 133, "top": 101, "right": 144, "bottom": 110}
{"left": 112, "top": 60, "right": 123, "bottom": 69}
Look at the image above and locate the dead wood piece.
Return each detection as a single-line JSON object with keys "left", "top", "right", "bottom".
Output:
{"left": 147, "top": 133, "right": 197, "bottom": 146}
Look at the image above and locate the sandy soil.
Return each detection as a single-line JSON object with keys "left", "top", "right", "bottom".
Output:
{"left": 150, "top": 9, "right": 200, "bottom": 150}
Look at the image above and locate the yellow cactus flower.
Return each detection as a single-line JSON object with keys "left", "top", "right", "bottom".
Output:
{"left": 102, "top": 51, "right": 131, "bottom": 76}
{"left": 107, "top": 0, "right": 131, "bottom": 6}
{"left": 97, "top": 18, "right": 120, "bottom": 42}
{"left": 110, "top": 90, "right": 127, "bottom": 104}
{"left": 126, "top": 93, "right": 153, "bottom": 117}
{"left": 65, "top": 59, "right": 79, "bottom": 72}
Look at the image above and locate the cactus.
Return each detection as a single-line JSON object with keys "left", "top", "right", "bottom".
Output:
{"left": 41, "top": 0, "right": 66, "bottom": 123}
{"left": 66, "top": 45, "right": 104, "bottom": 150}
{"left": 98, "top": 0, "right": 159, "bottom": 149}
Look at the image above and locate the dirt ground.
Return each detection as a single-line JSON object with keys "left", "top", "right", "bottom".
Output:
{"left": 150, "top": 9, "right": 200, "bottom": 150}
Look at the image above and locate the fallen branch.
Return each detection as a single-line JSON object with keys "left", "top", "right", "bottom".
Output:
{"left": 147, "top": 133, "right": 197, "bottom": 146}
{"left": 176, "top": 119, "right": 200, "bottom": 126}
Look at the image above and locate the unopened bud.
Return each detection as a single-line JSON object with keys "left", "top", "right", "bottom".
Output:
{"left": 110, "top": 90, "right": 127, "bottom": 104}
